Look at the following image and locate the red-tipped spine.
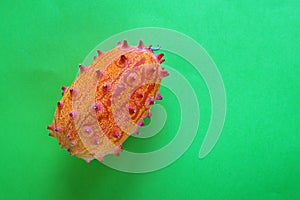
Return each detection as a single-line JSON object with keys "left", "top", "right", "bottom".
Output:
{"left": 61, "top": 86, "right": 67, "bottom": 96}
{"left": 66, "top": 132, "right": 73, "bottom": 139}
{"left": 57, "top": 101, "right": 64, "bottom": 109}
{"left": 68, "top": 111, "right": 76, "bottom": 118}
{"left": 122, "top": 40, "right": 129, "bottom": 48}
{"left": 156, "top": 53, "right": 164, "bottom": 60}
{"left": 129, "top": 105, "right": 136, "bottom": 114}
{"left": 133, "top": 129, "right": 139, "bottom": 135}
{"left": 137, "top": 90, "right": 144, "bottom": 98}
{"left": 113, "top": 131, "right": 121, "bottom": 139}
{"left": 138, "top": 40, "right": 144, "bottom": 49}
{"left": 95, "top": 69, "right": 104, "bottom": 78}
{"left": 118, "top": 145, "right": 123, "bottom": 151}
{"left": 147, "top": 97, "right": 155, "bottom": 106}
{"left": 54, "top": 127, "right": 62, "bottom": 132}
{"left": 156, "top": 93, "right": 162, "bottom": 100}
{"left": 85, "top": 159, "right": 91, "bottom": 164}
{"left": 79, "top": 64, "right": 88, "bottom": 73}
{"left": 47, "top": 125, "right": 54, "bottom": 131}
{"left": 93, "top": 102, "right": 103, "bottom": 113}
{"left": 97, "top": 50, "right": 103, "bottom": 56}
{"left": 117, "top": 41, "right": 122, "bottom": 46}
{"left": 69, "top": 88, "right": 78, "bottom": 96}
{"left": 146, "top": 111, "right": 152, "bottom": 118}
{"left": 138, "top": 120, "right": 144, "bottom": 127}
{"left": 61, "top": 86, "right": 67, "bottom": 92}
{"left": 114, "top": 150, "right": 120, "bottom": 156}
{"left": 102, "top": 82, "right": 111, "bottom": 92}
{"left": 160, "top": 69, "right": 169, "bottom": 77}
{"left": 120, "top": 55, "right": 126, "bottom": 63}
{"left": 97, "top": 155, "right": 104, "bottom": 162}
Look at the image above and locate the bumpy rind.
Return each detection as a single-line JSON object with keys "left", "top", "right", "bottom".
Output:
{"left": 47, "top": 40, "right": 169, "bottom": 163}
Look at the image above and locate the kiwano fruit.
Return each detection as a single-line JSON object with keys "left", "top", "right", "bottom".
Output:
{"left": 47, "top": 40, "right": 169, "bottom": 163}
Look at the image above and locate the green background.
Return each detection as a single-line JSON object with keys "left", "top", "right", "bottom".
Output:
{"left": 0, "top": 0, "right": 299, "bottom": 199}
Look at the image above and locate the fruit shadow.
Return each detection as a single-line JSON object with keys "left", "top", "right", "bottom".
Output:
{"left": 57, "top": 155, "right": 142, "bottom": 199}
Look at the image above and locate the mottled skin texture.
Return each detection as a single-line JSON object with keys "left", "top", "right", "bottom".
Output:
{"left": 48, "top": 40, "right": 168, "bottom": 163}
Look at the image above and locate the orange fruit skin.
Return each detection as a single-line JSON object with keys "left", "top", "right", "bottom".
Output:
{"left": 47, "top": 40, "right": 169, "bottom": 163}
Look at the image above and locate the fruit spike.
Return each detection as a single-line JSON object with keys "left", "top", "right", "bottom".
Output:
{"left": 54, "top": 127, "right": 61, "bottom": 132}
{"left": 116, "top": 41, "right": 122, "bottom": 46}
{"left": 47, "top": 40, "right": 169, "bottom": 163}
{"left": 68, "top": 111, "right": 76, "bottom": 118}
{"left": 156, "top": 53, "right": 164, "bottom": 60}
{"left": 160, "top": 69, "right": 169, "bottom": 77}
{"left": 138, "top": 120, "right": 145, "bottom": 127}
{"left": 95, "top": 69, "right": 104, "bottom": 77}
{"left": 138, "top": 40, "right": 144, "bottom": 49}
{"left": 118, "top": 145, "right": 123, "bottom": 151}
{"left": 47, "top": 125, "right": 54, "bottom": 131}
{"left": 156, "top": 93, "right": 162, "bottom": 100}
{"left": 122, "top": 40, "right": 129, "bottom": 48}
{"left": 79, "top": 64, "right": 88, "bottom": 73}
{"left": 146, "top": 111, "right": 152, "bottom": 118}
{"left": 61, "top": 86, "right": 67, "bottom": 91}
{"left": 57, "top": 101, "right": 64, "bottom": 109}
{"left": 146, "top": 97, "right": 155, "bottom": 106}
{"left": 114, "top": 150, "right": 120, "bottom": 156}
{"left": 61, "top": 86, "right": 68, "bottom": 96}
{"left": 120, "top": 54, "right": 126, "bottom": 63}
{"left": 133, "top": 129, "right": 140, "bottom": 135}
{"left": 97, "top": 50, "right": 103, "bottom": 56}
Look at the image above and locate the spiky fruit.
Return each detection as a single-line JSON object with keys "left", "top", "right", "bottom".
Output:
{"left": 47, "top": 40, "right": 168, "bottom": 163}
